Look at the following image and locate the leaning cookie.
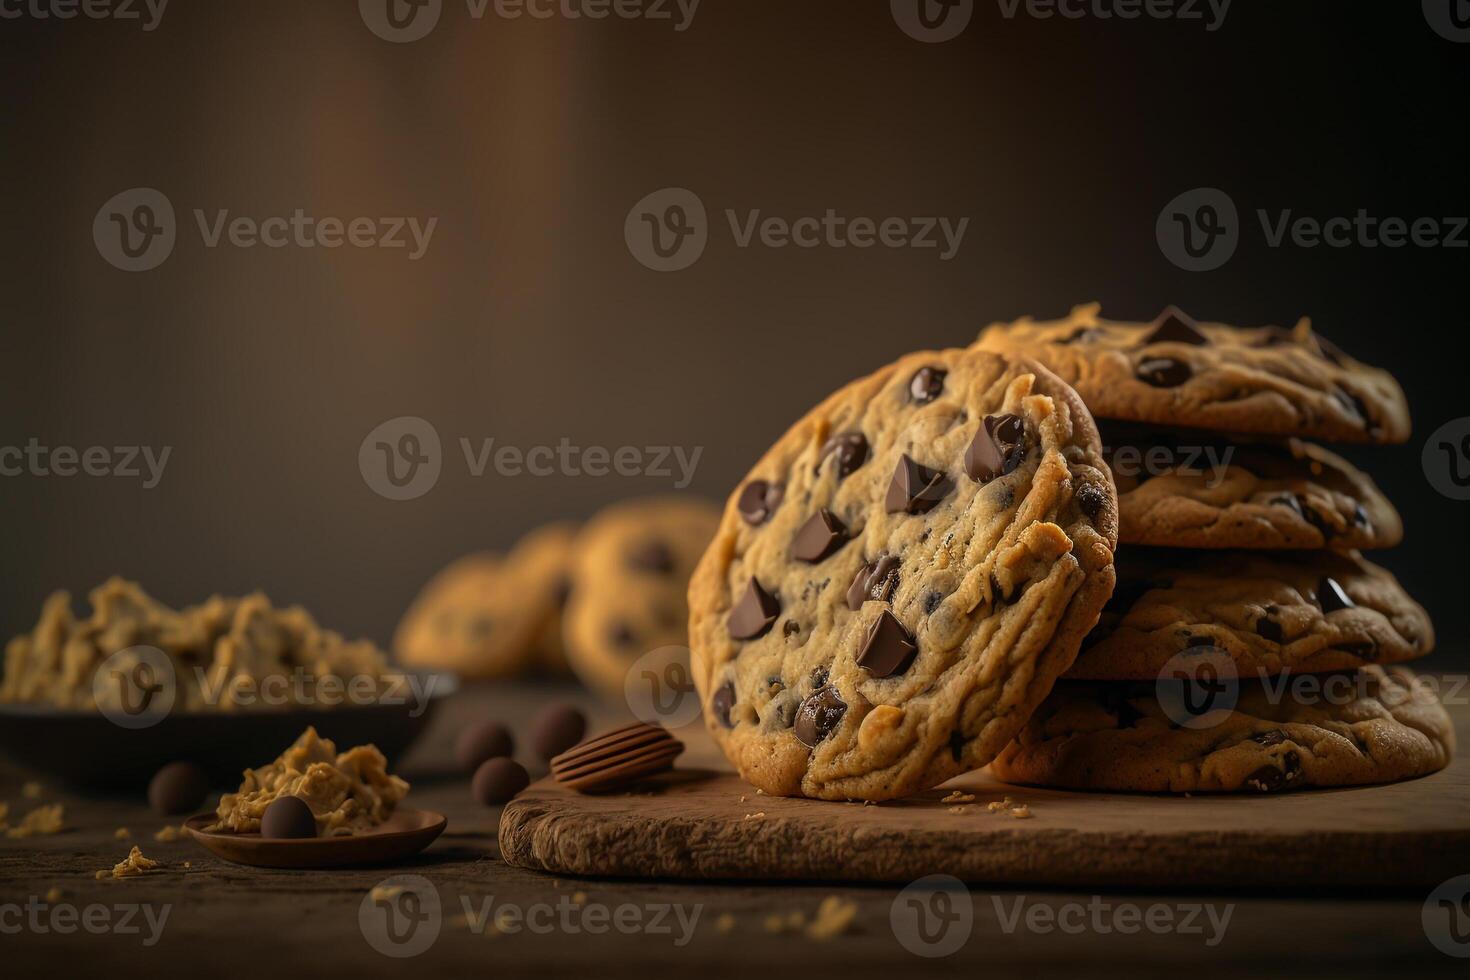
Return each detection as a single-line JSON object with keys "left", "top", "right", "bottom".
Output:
{"left": 563, "top": 496, "right": 721, "bottom": 701}
{"left": 975, "top": 304, "right": 1410, "bottom": 444}
{"left": 1102, "top": 422, "right": 1402, "bottom": 550}
{"left": 1067, "top": 549, "right": 1434, "bottom": 680}
{"left": 393, "top": 554, "right": 535, "bottom": 680}
{"left": 689, "top": 348, "right": 1117, "bottom": 802}
{"left": 991, "top": 665, "right": 1453, "bottom": 793}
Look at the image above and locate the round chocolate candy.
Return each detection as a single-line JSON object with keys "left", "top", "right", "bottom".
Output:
{"left": 148, "top": 761, "right": 210, "bottom": 816}
{"left": 530, "top": 703, "right": 587, "bottom": 761}
{"left": 454, "top": 720, "right": 515, "bottom": 772}
{"left": 472, "top": 757, "right": 530, "bottom": 806}
{"left": 260, "top": 796, "right": 317, "bottom": 839}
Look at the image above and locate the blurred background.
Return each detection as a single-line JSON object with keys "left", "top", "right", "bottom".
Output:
{"left": 0, "top": 0, "right": 1465, "bottom": 661}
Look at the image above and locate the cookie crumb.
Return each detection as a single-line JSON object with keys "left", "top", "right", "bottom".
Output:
{"left": 947, "top": 806, "right": 968, "bottom": 815}
{"left": 941, "top": 791, "right": 976, "bottom": 804}
{"left": 986, "top": 796, "right": 1016, "bottom": 813}
{"left": 183, "top": 861, "right": 192, "bottom": 869}
{"left": 715, "top": 913, "right": 736, "bottom": 933}
{"left": 743, "top": 811, "right": 766, "bottom": 821}
{"left": 44, "top": 887, "right": 62, "bottom": 903}
{"left": 571, "top": 891, "right": 588, "bottom": 905}
{"left": 7, "top": 803, "right": 64, "bottom": 838}
{"left": 1009, "top": 805, "right": 1033, "bottom": 819}
{"left": 739, "top": 796, "right": 747, "bottom": 804}
{"left": 368, "top": 884, "right": 403, "bottom": 903}
{"left": 153, "top": 824, "right": 187, "bottom": 842}
{"left": 99, "top": 846, "right": 161, "bottom": 879}
{"left": 805, "top": 896, "right": 858, "bottom": 941}
{"left": 114, "top": 827, "right": 131, "bottom": 840}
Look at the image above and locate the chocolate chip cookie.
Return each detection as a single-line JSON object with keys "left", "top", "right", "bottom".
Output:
{"left": 563, "top": 496, "right": 721, "bottom": 700}
{"left": 507, "top": 521, "right": 578, "bottom": 674}
{"left": 688, "top": 348, "right": 1118, "bottom": 801}
{"left": 991, "top": 665, "right": 1453, "bottom": 793}
{"left": 1067, "top": 548, "right": 1433, "bottom": 680}
{"left": 1101, "top": 422, "right": 1402, "bottom": 550}
{"left": 975, "top": 304, "right": 1411, "bottom": 443}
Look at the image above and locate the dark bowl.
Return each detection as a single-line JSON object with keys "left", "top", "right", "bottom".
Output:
{"left": 0, "top": 670, "right": 457, "bottom": 792}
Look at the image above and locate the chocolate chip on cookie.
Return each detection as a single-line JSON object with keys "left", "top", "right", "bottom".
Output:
{"left": 1317, "top": 576, "right": 1355, "bottom": 614}
{"left": 794, "top": 687, "right": 847, "bottom": 747}
{"left": 816, "top": 432, "right": 868, "bottom": 478}
{"left": 738, "top": 480, "right": 785, "bottom": 526}
{"left": 1136, "top": 356, "right": 1192, "bottom": 388}
{"left": 885, "top": 455, "right": 953, "bottom": 514}
{"left": 965, "top": 414, "right": 1026, "bottom": 483}
{"left": 1141, "top": 306, "right": 1209, "bottom": 346}
{"left": 728, "top": 578, "right": 780, "bottom": 640}
{"left": 792, "top": 509, "right": 851, "bottom": 563}
{"left": 856, "top": 610, "right": 917, "bottom": 678}
{"left": 846, "top": 554, "right": 900, "bottom": 610}
{"left": 908, "top": 367, "right": 947, "bottom": 404}
{"left": 627, "top": 540, "right": 675, "bottom": 574}
{"left": 711, "top": 681, "right": 736, "bottom": 728}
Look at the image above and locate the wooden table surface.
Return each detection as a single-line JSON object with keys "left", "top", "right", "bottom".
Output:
{"left": 3, "top": 680, "right": 1467, "bottom": 979}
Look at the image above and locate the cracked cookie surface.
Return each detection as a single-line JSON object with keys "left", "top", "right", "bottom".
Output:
{"left": 564, "top": 496, "right": 720, "bottom": 700}
{"left": 975, "top": 303, "right": 1410, "bottom": 443}
{"left": 1067, "top": 548, "right": 1433, "bottom": 680}
{"left": 1101, "top": 422, "right": 1402, "bottom": 550}
{"left": 689, "top": 348, "right": 1117, "bottom": 801}
{"left": 991, "top": 665, "right": 1453, "bottom": 793}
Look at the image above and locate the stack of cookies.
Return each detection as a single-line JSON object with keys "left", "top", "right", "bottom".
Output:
{"left": 977, "top": 304, "right": 1453, "bottom": 793}
{"left": 395, "top": 497, "right": 720, "bottom": 700}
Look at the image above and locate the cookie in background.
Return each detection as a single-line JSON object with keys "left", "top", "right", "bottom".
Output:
{"left": 562, "top": 496, "right": 721, "bottom": 703}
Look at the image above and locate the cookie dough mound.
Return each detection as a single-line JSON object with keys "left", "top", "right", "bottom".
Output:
{"left": 975, "top": 304, "right": 1410, "bottom": 444}
{"left": 1068, "top": 548, "right": 1433, "bottom": 680}
{"left": 991, "top": 665, "right": 1453, "bottom": 793}
{"left": 395, "top": 522, "right": 578, "bottom": 680}
{"left": 689, "top": 348, "right": 1117, "bottom": 801}
{"left": 206, "top": 726, "right": 408, "bottom": 836}
{"left": 1103, "top": 423, "right": 1402, "bottom": 550}
{"left": 564, "top": 496, "right": 720, "bottom": 700}
{"left": 1, "top": 578, "right": 390, "bottom": 712}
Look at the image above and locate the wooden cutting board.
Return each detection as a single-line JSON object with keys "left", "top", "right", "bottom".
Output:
{"left": 500, "top": 731, "right": 1470, "bottom": 890}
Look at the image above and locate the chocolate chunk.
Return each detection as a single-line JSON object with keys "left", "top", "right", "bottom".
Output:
{"left": 948, "top": 730, "right": 966, "bottom": 762}
{"left": 1269, "top": 494, "right": 1304, "bottom": 517}
{"left": 1315, "top": 334, "right": 1349, "bottom": 367}
{"left": 531, "top": 703, "right": 587, "bottom": 761}
{"left": 711, "top": 681, "right": 736, "bottom": 728}
{"left": 1317, "top": 577, "right": 1355, "bottom": 614}
{"left": 857, "top": 610, "right": 918, "bottom": 678}
{"left": 1250, "top": 729, "right": 1289, "bottom": 747}
{"left": 148, "top": 761, "right": 209, "bottom": 816}
{"left": 1352, "top": 503, "right": 1370, "bottom": 528}
{"left": 923, "top": 590, "right": 944, "bottom": 614}
{"left": 737, "top": 480, "right": 784, "bottom": 526}
{"left": 455, "top": 720, "right": 515, "bottom": 772}
{"left": 472, "top": 757, "right": 530, "bottom": 805}
{"left": 1298, "top": 500, "right": 1336, "bottom": 541}
{"left": 783, "top": 619, "right": 800, "bottom": 637}
{"left": 1334, "top": 388, "right": 1373, "bottom": 431}
{"left": 816, "top": 432, "right": 868, "bottom": 479}
{"left": 792, "top": 509, "right": 850, "bottom": 563}
{"left": 1136, "top": 357, "right": 1192, "bottom": 387}
{"left": 909, "top": 367, "right": 946, "bottom": 404}
{"left": 728, "top": 577, "right": 780, "bottom": 639}
{"left": 607, "top": 621, "right": 637, "bottom": 648}
{"left": 1246, "top": 751, "right": 1302, "bottom": 793}
{"left": 260, "top": 796, "right": 317, "bottom": 839}
{"left": 846, "top": 554, "right": 901, "bottom": 610}
{"left": 885, "top": 455, "right": 953, "bottom": 514}
{"left": 551, "top": 576, "right": 573, "bottom": 605}
{"left": 965, "top": 413, "right": 1026, "bottom": 483}
{"left": 1255, "top": 616, "right": 1284, "bottom": 643}
{"left": 627, "top": 540, "right": 674, "bottom": 574}
{"left": 794, "top": 687, "right": 847, "bottom": 747}
{"left": 1142, "top": 306, "right": 1209, "bottom": 346}
{"left": 1076, "top": 482, "right": 1107, "bottom": 520}
{"left": 1338, "top": 640, "right": 1378, "bottom": 657}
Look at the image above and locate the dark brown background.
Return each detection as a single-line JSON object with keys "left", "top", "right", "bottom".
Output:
{"left": 1, "top": 0, "right": 1465, "bottom": 661}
